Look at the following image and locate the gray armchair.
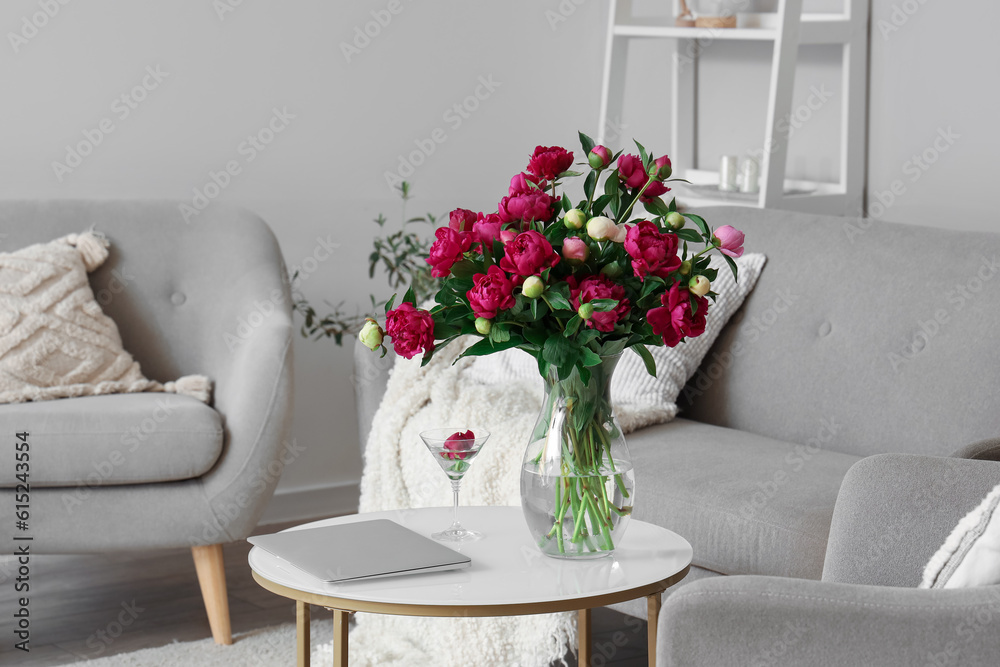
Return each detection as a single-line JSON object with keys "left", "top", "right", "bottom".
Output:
{"left": 0, "top": 200, "right": 294, "bottom": 644}
{"left": 660, "top": 454, "right": 1000, "bottom": 666}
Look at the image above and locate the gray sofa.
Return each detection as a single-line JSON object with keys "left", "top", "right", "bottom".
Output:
{"left": 0, "top": 201, "right": 294, "bottom": 645}
{"left": 354, "top": 206, "right": 1000, "bottom": 664}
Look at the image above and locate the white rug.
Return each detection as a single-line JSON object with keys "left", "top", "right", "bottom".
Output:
{"left": 56, "top": 618, "right": 336, "bottom": 666}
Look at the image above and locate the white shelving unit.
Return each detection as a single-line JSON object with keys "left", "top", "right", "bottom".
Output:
{"left": 598, "top": 0, "right": 870, "bottom": 215}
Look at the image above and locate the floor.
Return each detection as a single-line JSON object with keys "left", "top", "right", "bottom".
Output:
{"left": 0, "top": 520, "right": 650, "bottom": 666}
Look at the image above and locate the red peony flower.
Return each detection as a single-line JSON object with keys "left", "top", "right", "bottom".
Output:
{"left": 426, "top": 226, "right": 472, "bottom": 278}
{"left": 385, "top": 302, "right": 435, "bottom": 359}
{"left": 640, "top": 181, "right": 671, "bottom": 203}
{"left": 466, "top": 265, "right": 517, "bottom": 318}
{"left": 624, "top": 220, "right": 681, "bottom": 281}
{"left": 499, "top": 230, "right": 560, "bottom": 277}
{"left": 497, "top": 191, "right": 557, "bottom": 224}
{"left": 449, "top": 208, "right": 478, "bottom": 237}
{"left": 508, "top": 172, "right": 546, "bottom": 196}
{"left": 567, "top": 274, "right": 630, "bottom": 333}
{"left": 647, "top": 283, "right": 708, "bottom": 347}
{"left": 442, "top": 430, "right": 475, "bottom": 460}
{"left": 472, "top": 212, "right": 503, "bottom": 246}
{"left": 617, "top": 154, "right": 649, "bottom": 189}
{"left": 527, "top": 146, "right": 574, "bottom": 181}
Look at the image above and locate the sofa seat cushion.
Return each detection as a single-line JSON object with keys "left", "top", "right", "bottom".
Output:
{"left": 0, "top": 393, "right": 223, "bottom": 487}
{"left": 629, "top": 418, "right": 860, "bottom": 579}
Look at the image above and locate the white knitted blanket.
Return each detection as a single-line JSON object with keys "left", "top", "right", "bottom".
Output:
{"left": 352, "top": 337, "right": 656, "bottom": 666}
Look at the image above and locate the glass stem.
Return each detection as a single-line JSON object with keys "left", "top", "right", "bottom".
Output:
{"left": 451, "top": 479, "right": 462, "bottom": 528}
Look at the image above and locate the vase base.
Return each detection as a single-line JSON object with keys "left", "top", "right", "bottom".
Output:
{"left": 540, "top": 549, "right": 614, "bottom": 560}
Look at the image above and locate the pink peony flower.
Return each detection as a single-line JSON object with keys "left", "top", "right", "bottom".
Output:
{"left": 499, "top": 229, "right": 517, "bottom": 245}
{"left": 567, "top": 274, "right": 630, "bottom": 333}
{"left": 640, "top": 181, "right": 671, "bottom": 203}
{"left": 562, "top": 236, "right": 590, "bottom": 263}
{"left": 385, "top": 302, "right": 435, "bottom": 359}
{"left": 508, "top": 172, "right": 545, "bottom": 196}
{"left": 499, "top": 230, "right": 561, "bottom": 276}
{"left": 473, "top": 212, "right": 503, "bottom": 246}
{"left": 651, "top": 155, "right": 672, "bottom": 180}
{"left": 466, "top": 265, "right": 516, "bottom": 319}
{"left": 647, "top": 283, "right": 708, "bottom": 347}
{"left": 527, "top": 146, "right": 574, "bottom": 181}
{"left": 714, "top": 225, "right": 745, "bottom": 258}
{"left": 497, "top": 191, "right": 557, "bottom": 224}
{"left": 426, "top": 226, "right": 472, "bottom": 278}
{"left": 588, "top": 145, "right": 612, "bottom": 169}
{"left": 617, "top": 154, "right": 649, "bottom": 189}
{"left": 624, "top": 220, "right": 682, "bottom": 281}
{"left": 449, "top": 208, "right": 478, "bottom": 236}
{"left": 442, "top": 430, "right": 474, "bottom": 460}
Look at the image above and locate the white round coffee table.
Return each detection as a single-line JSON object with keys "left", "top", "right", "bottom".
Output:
{"left": 249, "top": 506, "right": 692, "bottom": 667}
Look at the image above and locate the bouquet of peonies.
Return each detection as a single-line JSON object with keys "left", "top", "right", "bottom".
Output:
{"left": 360, "top": 132, "right": 745, "bottom": 555}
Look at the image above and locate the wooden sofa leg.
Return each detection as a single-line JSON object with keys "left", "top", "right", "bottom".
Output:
{"left": 192, "top": 544, "right": 233, "bottom": 645}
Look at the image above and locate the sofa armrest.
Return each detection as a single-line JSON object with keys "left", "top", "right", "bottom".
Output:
{"left": 822, "top": 454, "right": 1000, "bottom": 587}
{"left": 660, "top": 576, "right": 1000, "bottom": 667}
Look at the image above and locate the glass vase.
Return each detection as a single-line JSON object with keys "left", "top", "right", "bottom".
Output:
{"left": 520, "top": 354, "right": 634, "bottom": 559}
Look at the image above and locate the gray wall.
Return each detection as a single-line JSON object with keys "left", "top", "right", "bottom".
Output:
{"left": 3, "top": 0, "right": 997, "bottom": 516}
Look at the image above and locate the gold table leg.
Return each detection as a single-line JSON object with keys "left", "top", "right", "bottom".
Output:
{"left": 578, "top": 608, "right": 592, "bottom": 666}
{"left": 333, "top": 609, "right": 351, "bottom": 667}
{"left": 647, "top": 593, "right": 662, "bottom": 667}
{"left": 296, "top": 601, "right": 310, "bottom": 667}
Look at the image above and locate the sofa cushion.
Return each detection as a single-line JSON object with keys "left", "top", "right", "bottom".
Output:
{"left": 629, "top": 418, "right": 859, "bottom": 579}
{"left": 0, "top": 393, "right": 223, "bottom": 488}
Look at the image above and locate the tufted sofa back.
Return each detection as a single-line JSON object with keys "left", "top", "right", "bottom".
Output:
{"left": 0, "top": 199, "right": 287, "bottom": 386}
{"left": 679, "top": 207, "right": 1000, "bottom": 459}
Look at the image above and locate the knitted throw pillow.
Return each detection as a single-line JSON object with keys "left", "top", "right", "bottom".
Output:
{"left": 0, "top": 231, "right": 211, "bottom": 404}
{"left": 470, "top": 253, "right": 766, "bottom": 431}
{"left": 920, "top": 482, "right": 1000, "bottom": 588}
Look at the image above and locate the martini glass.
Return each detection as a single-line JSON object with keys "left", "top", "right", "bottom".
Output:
{"left": 420, "top": 428, "right": 491, "bottom": 542}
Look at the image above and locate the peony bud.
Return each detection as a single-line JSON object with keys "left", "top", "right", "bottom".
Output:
{"left": 586, "top": 216, "right": 618, "bottom": 241}
{"left": 611, "top": 223, "right": 631, "bottom": 244}
{"left": 522, "top": 275, "right": 545, "bottom": 299}
{"left": 689, "top": 275, "right": 710, "bottom": 297}
{"left": 588, "top": 145, "right": 612, "bottom": 170}
{"left": 666, "top": 212, "right": 685, "bottom": 229}
{"left": 713, "top": 225, "right": 745, "bottom": 258}
{"left": 679, "top": 260, "right": 692, "bottom": 276}
{"left": 564, "top": 208, "right": 586, "bottom": 230}
{"left": 578, "top": 303, "right": 594, "bottom": 321}
{"left": 601, "top": 262, "right": 623, "bottom": 279}
{"left": 358, "top": 318, "right": 384, "bottom": 351}
{"left": 562, "top": 237, "right": 590, "bottom": 263}
{"left": 652, "top": 155, "right": 672, "bottom": 180}
{"left": 475, "top": 317, "right": 492, "bottom": 335}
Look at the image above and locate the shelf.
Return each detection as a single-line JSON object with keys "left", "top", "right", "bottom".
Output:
{"left": 673, "top": 170, "right": 848, "bottom": 215}
{"left": 613, "top": 13, "right": 851, "bottom": 45}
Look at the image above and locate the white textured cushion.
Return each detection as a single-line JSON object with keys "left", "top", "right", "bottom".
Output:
{"left": 920, "top": 482, "right": 1000, "bottom": 589}
{"left": 0, "top": 231, "right": 211, "bottom": 404}
{"left": 470, "top": 253, "right": 766, "bottom": 431}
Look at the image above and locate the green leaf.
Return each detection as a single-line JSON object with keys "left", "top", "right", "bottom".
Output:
{"left": 563, "top": 315, "right": 583, "bottom": 337}
{"left": 590, "top": 298, "right": 619, "bottom": 312}
{"left": 523, "top": 326, "right": 548, "bottom": 347}
{"left": 604, "top": 170, "right": 620, "bottom": 196}
{"left": 545, "top": 283, "right": 573, "bottom": 311}
{"left": 558, "top": 170, "right": 584, "bottom": 179}
{"left": 402, "top": 286, "right": 416, "bottom": 306}
{"left": 542, "top": 336, "right": 579, "bottom": 373}
{"left": 633, "top": 344, "right": 657, "bottom": 377}
{"left": 579, "top": 131, "right": 595, "bottom": 155}
{"left": 384, "top": 293, "right": 397, "bottom": 314}
{"left": 489, "top": 324, "right": 511, "bottom": 344}
{"left": 592, "top": 194, "right": 612, "bottom": 216}
{"left": 668, "top": 197, "right": 678, "bottom": 213}
{"left": 675, "top": 228, "right": 704, "bottom": 243}
{"left": 643, "top": 197, "right": 671, "bottom": 218}
{"left": 634, "top": 140, "right": 650, "bottom": 167}
{"left": 584, "top": 170, "right": 597, "bottom": 202}
{"left": 459, "top": 337, "right": 522, "bottom": 359}
{"left": 686, "top": 213, "right": 710, "bottom": 237}
{"left": 723, "top": 254, "right": 739, "bottom": 280}
{"left": 561, "top": 195, "right": 572, "bottom": 213}
{"left": 580, "top": 347, "right": 602, "bottom": 367}
{"left": 449, "top": 259, "right": 479, "bottom": 279}
{"left": 600, "top": 338, "right": 629, "bottom": 357}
